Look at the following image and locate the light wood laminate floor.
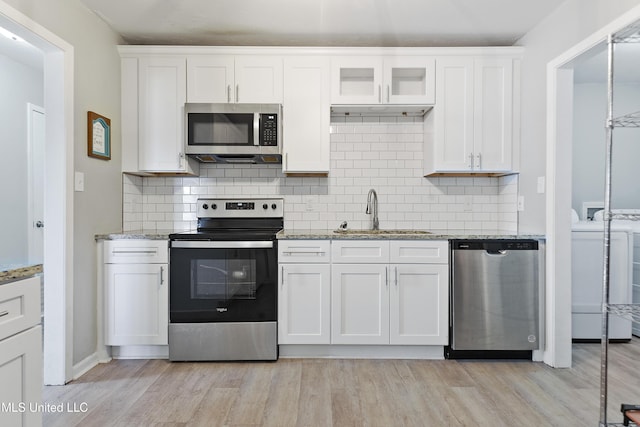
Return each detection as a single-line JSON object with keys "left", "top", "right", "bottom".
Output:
{"left": 43, "top": 340, "right": 640, "bottom": 426}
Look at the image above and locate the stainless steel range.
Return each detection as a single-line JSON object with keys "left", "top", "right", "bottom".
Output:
{"left": 168, "top": 198, "right": 283, "bottom": 361}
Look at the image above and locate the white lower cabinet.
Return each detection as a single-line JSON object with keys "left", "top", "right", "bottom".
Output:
{"left": 278, "top": 240, "right": 331, "bottom": 344}
{"left": 277, "top": 239, "right": 449, "bottom": 350}
{"left": 331, "top": 264, "right": 389, "bottom": 344}
{"left": 279, "top": 264, "right": 331, "bottom": 344}
{"left": 331, "top": 240, "right": 449, "bottom": 346}
{"left": 0, "top": 276, "right": 42, "bottom": 427}
{"left": 390, "top": 263, "right": 449, "bottom": 345}
{"left": 104, "top": 240, "right": 168, "bottom": 346}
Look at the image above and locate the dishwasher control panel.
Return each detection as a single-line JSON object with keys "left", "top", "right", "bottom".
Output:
{"left": 451, "top": 239, "right": 538, "bottom": 251}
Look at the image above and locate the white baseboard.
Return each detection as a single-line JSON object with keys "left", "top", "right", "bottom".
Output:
{"left": 72, "top": 352, "right": 99, "bottom": 380}
{"left": 278, "top": 345, "right": 445, "bottom": 359}
{"left": 111, "top": 345, "right": 169, "bottom": 359}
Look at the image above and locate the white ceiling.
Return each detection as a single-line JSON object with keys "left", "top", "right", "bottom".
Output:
{"left": 79, "top": 0, "right": 565, "bottom": 47}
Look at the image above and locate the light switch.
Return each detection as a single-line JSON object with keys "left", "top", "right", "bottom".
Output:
{"left": 537, "top": 176, "right": 545, "bottom": 194}
{"left": 75, "top": 171, "right": 85, "bottom": 192}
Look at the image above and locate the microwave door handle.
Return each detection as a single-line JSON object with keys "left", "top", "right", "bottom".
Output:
{"left": 254, "top": 113, "right": 260, "bottom": 146}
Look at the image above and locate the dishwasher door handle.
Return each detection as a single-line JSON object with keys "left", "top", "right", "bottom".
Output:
{"left": 485, "top": 249, "right": 507, "bottom": 256}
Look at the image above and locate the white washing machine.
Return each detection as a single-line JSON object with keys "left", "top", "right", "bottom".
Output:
{"left": 571, "top": 209, "right": 640, "bottom": 340}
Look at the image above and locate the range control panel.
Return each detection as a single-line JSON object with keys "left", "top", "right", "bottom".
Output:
{"left": 197, "top": 198, "right": 284, "bottom": 218}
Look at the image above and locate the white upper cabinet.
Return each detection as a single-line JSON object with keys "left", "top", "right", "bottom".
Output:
{"left": 186, "top": 56, "right": 235, "bottom": 103}
{"left": 187, "top": 55, "right": 283, "bottom": 104}
{"left": 121, "top": 54, "right": 198, "bottom": 175}
{"left": 331, "top": 56, "right": 435, "bottom": 105}
{"left": 138, "top": 56, "right": 188, "bottom": 172}
{"left": 426, "top": 56, "right": 515, "bottom": 175}
{"left": 282, "top": 56, "right": 331, "bottom": 175}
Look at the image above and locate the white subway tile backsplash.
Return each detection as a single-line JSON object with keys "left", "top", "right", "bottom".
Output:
{"left": 122, "top": 116, "right": 519, "bottom": 233}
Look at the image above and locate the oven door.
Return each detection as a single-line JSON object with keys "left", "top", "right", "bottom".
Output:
{"left": 169, "top": 240, "right": 277, "bottom": 323}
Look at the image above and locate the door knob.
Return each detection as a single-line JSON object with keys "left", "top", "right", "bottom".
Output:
{"left": 35, "top": 221, "right": 44, "bottom": 228}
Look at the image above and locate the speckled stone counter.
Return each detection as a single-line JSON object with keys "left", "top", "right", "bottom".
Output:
{"left": 0, "top": 263, "right": 43, "bottom": 285}
{"left": 95, "top": 230, "right": 176, "bottom": 240}
{"left": 277, "top": 229, "right": 545, "bottom": 240}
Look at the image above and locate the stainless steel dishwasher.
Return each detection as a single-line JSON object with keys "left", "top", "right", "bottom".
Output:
{"left": 446, "top": 239, "right": 543, "bottom": 359}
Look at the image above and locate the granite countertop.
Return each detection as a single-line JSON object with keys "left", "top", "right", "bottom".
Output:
{"left": 0, "top": 263, "right": 43, "bottom": 285}
{"left": 96, "top": 229, "right": 545, "bottom": 241}
{"left": 277, "top": 229, "right": 545, "bottom": 240}
{"left": 95, "top": 230, "right": 176, "bottom": 240}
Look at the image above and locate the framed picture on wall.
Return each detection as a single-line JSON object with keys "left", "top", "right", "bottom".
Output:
{"left": 87, "top": 111, "right": 111, "bottom": 160}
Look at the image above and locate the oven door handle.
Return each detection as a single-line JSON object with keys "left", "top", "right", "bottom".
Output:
{"left": 171, "top": 241, "right": 274, "bottom": 249}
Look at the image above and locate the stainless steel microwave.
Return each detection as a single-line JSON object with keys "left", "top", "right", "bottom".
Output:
{"left": 185, "top": 103, "right": 282, "bottom": 164}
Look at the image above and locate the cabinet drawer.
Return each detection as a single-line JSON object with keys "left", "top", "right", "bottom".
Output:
{"left": 390, "top": 240, "right": 448, "bottom": 264}
{"left": 0, "top": 276, "right": 40, "bottom": 340}
{"left": 279, "top": 240, "right": 331, "bottom": 263}
{"left": 104, "top": 240, "right": 168, "bottom": 264}
{"left": 332, "top": 240, "right": 389, "bottom": 263}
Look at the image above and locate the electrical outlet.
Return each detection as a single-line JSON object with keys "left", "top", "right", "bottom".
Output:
{"left": 517, "top": 196, "right": 525, "bottom": 211}
{"left": 304, "top": 195, "right": 317, "bottom": 212}
{"left": 463, "top": 196, "right": 473, "bottom": 212}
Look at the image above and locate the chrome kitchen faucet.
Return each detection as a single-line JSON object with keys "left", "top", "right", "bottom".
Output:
{"left": 366, "top": 189, "right": 379, "bottom": 230}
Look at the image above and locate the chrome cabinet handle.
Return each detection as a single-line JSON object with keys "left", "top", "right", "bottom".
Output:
{"left": 395, "top": 266, "right": 398, "bottom": 287}
{"left": 236, "top": 84, "right": 239, "bottom": 103}
{"left": 227, "top": 85, "right": 231, "bottom": 103}
{"left": 386, "top": 85, "right": 390, "bottom": 103}
{"left": 385, "top": 266, "right": 388, "bottom": 288}
{"left": 281, "top": 251, "right": 326, "bottom": 256}
{"left": 378, "top": 85, "right": 382, "bottom": 103}
{"left": 0, "top": 310, "right": 9, "bottom": 318}
{"left": 468, "top": 152, "right": 474, "bottom": 170}
{"left": 160, "top": 266, "right": 165, "bottom": 285}
{"left": 476, "top": 153, "right": 482, "bottom": 170}
{"left": 281, "top": 265, "right": 285, "bottom": 287}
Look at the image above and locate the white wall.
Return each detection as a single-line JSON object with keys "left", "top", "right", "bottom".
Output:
{"left": 4, "top": 0, "right": 123, "bottom": 366}
{"left": 0, "top": 53, "right": 42, "bottom": 263}
{"left": 516, "top": 0, "right": 640, "bottom": 233}
{"left": 572, "top": 82, "right": 640, "bottom": 218}
{"left": 124, "top": 115, "right": 519, "bottom": 233}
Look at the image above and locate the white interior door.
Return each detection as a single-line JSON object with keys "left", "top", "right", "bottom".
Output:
{"left": 27, "top": 103, "right": 44, "bottom": 265}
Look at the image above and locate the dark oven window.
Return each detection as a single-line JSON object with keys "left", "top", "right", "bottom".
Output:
{"left": 191, "top": 258, "right": 257, "bottom": 300}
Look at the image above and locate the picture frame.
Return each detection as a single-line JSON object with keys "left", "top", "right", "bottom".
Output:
{"left": 87, "top": 111, "right": 111, "bottom": 160}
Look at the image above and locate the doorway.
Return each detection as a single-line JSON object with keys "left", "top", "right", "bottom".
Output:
{"left": 0, "top": 1, "right": 75, "bottom": 385}
{"left": 546, "top": 8, "right": 640, "bottom": 367}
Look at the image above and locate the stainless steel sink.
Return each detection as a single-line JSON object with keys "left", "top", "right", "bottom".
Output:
{"left": 333, "top": 229, "right": 432, "bottom": 235}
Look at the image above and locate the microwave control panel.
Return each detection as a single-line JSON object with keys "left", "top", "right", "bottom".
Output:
{"left": 259, "top": 114, "right": 278, "bottom": 146}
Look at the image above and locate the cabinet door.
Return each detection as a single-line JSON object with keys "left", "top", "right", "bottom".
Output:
{"left": 331, "top": 57, "right": 383, "bottom": 104}
{"left": 0, "top": 326, "right": 42, "bottom": 427}
{"left": 331, "top": 264, "right": 389, "bottom": 344}
{"left": 105, "top": 263, "right": 168, "bottom": 345}
{"left": 234, "top": 56, "right": 283, "bottom": 103}
{"left": 473, "top": 58, "right": 513, "bottom": 172}
{"left": 390, "top": 264, "right": 448, "bottom": 345}
{"left": 433, "top": 57, "right": 475, "bottom": 172}
{"left": 279, "top": 264, "right": 331, "bottom": 344}
{"left": 138, "top": 56, "right": 187, "bottom": 172}
{"left": 186, "top": 56, "right": 235, "bottom": 103}
{"left": 283, "top": 56, "right": 331, "bottom": 174}
{"left": 383, "top": 57, "right": 435, "bottom": 104}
